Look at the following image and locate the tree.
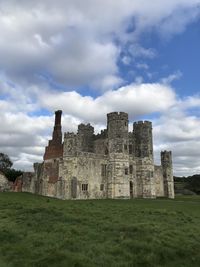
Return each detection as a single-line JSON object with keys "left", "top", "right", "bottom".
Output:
{"left": 0, "top": 153, "right": 13, "bottom": 173}
{"left": 187, "top": 175, "right": 200, "bottom": 195}
{"left": 4, "top": 168, "right": 23, "bottom": 182}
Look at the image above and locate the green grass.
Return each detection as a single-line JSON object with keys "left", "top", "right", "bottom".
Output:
{"left": 0, "top": 193, "right": 200, "bottom": 267}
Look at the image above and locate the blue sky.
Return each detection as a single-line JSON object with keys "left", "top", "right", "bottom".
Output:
{"left": 0, "top": 0, "right": 200, "bottom": 176}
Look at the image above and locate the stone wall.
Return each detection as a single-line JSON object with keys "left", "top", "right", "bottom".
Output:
{"left": 22, "top": 172, "right": 35, "bottom": 193}
{"left": 154, "top": 165, "right": 164, "bottom": 197}
{"left": 59, "top": 153, "right": 108, "bottom": 199}
{"left": 0, "top": 171, "right": 10, "bottom": 192}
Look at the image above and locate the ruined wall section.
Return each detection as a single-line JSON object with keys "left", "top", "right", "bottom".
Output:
{"left": 39, "top": 159, "right": 58, "bottom": 197}
{"left": 33, "top": 163, "right": 43, "bottom": 194}
{"left": 133, "top": 121, "right": 155, "bottom": 198}
{"left": 107, "top": 112, "right": 130, "bottom": 198}
{"left": 161, "top": 151, "right": 174, "bottom": 199}
{"left": 59, "top": 153, "right": 108, "bottom": 199}
{"left": 21, "top": 172, "right": 35, "bottom": 193}
{"left": 154, "top": 165, "right": 164, "bottom": 197}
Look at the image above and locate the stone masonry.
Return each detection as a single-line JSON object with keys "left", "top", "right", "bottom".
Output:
{"left": 22, "top": 110, "right": 175, "bottom": 199}
{"left": 0, "top": 171, "right": 10, "bottom": 192}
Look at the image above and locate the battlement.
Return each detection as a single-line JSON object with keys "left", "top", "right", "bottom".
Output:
{"left": 64, "top": 132, "right": 77, "bottom": 139}
{"left": 94, "top": 129, "right": 108, "bottom": 140}
{"left": 133, "top": 121, "right": 152, "bottom": 129}
{"left": 107, "top": 112, "right": 128, "bottom": 122}
{"left": 78, "top": 123, "right": 94, "bottom": 135}
{"left": 161, "top": 151, "right": 172, "bottom": 161}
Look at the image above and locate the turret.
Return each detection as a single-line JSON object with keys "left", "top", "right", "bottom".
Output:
{"left": 133, "top": 121, "right": 153, "bottom": 158}
{"left": 107, "top": 112, "right": 130, "bottom": 198}
{"left": 161, "top": 151, "right": 174, "bottom": 199}
{"left": 107, "top": 112, "right": 129, "bottom": 154}
{"left": 77, "top": 123, "right": 94, "bottom": 152}
{"left": 133, "top": 121, "right": 155, "bottom": 198}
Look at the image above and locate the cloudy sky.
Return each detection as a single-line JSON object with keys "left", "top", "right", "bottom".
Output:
{"left": 0, "top": 0, "right": 200, "bottom": 176}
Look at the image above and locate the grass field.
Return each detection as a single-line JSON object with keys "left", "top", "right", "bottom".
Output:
{"left": 0, "top": 193, "right": 200, "bottom": 267}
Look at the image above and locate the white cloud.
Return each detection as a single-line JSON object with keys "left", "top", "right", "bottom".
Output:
{"left": 161, "top": 70, "right": 183, "bottom": 84}
{"left": 136, "top": 63, "right": 149, "bottom": 70}
{"left": 38, "top": 82, "right": 176, "bottom": 124}
{"left": 129, "top": 44, "right": 156, "bottom": 59}
{"left": 1, "top": 79, "right": 200, "bottom": 176}
{"left": 0, "top": 0, "right": 199, "bottom": 89}
{"left": 1, "top": 0, "right": 200, "bottom": 175}
{"left": 0, "top": 80, "right": 175, "bottom": 171}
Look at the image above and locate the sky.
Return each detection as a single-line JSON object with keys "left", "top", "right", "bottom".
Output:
{"left": 0, "top": 0, "right": 200, "bottom": 176}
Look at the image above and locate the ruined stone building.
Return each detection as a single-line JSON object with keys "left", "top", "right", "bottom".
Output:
{"left": 22, "top": 110, "right": 174, "bottom": 199}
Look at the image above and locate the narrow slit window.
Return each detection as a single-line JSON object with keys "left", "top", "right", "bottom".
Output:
{"left": 129, "top": 165, "right": 133, "bottom": 174}
{"left": 101, "top": 164, "right": 107, "bottom": 177}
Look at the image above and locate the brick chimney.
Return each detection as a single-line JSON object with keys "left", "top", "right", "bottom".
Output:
{"left": 43, "top": 110, "right": 63, "bottom": 160}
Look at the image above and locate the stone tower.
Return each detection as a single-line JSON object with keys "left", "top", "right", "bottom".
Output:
{"left": 77, "top": 123, "right": 94, "bottom": 152}
{"left": 44, "top": 110, "right": 63, "bottom": 160}
{"left": 133, "top": 121, "right": 155, "bottom": 198}
{"left": 161, "top": 151, "right": 174, "bottom": 199}
{"left": 107, "top": 112, "right": 130, "bottom": 198}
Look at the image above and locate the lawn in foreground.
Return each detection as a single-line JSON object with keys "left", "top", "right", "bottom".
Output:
{"left": 0, "top": 193, "right": 200, "bottom": 267}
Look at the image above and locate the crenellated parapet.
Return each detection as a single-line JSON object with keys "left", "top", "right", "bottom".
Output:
{"left": 107, "top": 112, "right": 128, "bottom": 140}
{"left": 107, "top": 112, "right": 128, "bottom": 122}
{"left": 133, "top": 120, "right": 152, "bottom": 127}
{"left": 94, "top": 129, "right": 108, "bottom": 140}
{"left": 64, "top": 132, "right": 77, "bottom": 139}
{"left": 161, "top": 151, "right": 172, "bottom": 166}
{"left": 78, "top": 123, "right": 94, "bottom": 134}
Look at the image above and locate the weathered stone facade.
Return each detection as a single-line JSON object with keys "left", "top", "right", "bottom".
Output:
{"left": 22, "top": 110, "right": 174, "bottom": 199}
{"left": 0, "top": 171, "right": 10, "bottom": 192}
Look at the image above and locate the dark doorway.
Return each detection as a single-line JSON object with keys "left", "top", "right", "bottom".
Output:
{"left": 71, "top": 177, "right": 77, "bottom": 199}
{"left": 130, "top": 181, "right": 133, "bottom": 198}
